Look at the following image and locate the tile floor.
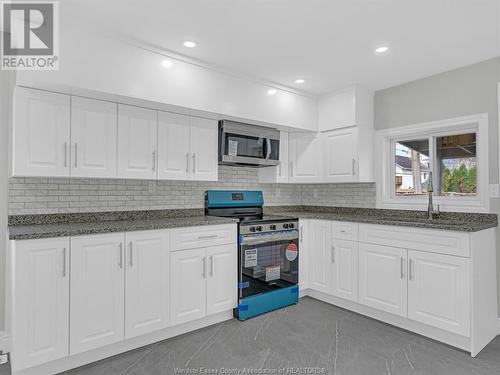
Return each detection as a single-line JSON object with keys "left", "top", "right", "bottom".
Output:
{"left": 2, "top": 297, "right": 500, "bottom": 375}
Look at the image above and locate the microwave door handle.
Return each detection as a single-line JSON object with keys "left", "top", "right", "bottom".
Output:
{"left": 265, "top": 138, "right": 271, "bottom": 159}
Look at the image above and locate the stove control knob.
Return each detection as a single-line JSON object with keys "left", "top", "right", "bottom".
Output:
{"left": 283, "top": 223, "right": 289, "bottom": 229}
{"left": 270, "top": 224, "right": 277, "bottom": 230}
{"left": 249, "top": 226, "right": 256, "bottom": 232}
{"left": 256, "top": 226, "right": 263, "bottom": 232}
{"left": 289, "top": 223, "right": 295, "bottom": 228}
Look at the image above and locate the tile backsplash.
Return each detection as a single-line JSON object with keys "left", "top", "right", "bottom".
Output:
{"left": 9, "top": 166, "right": 376, "bottom": 215}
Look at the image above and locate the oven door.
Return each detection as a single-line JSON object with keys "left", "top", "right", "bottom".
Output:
{"left": 219, "top": 121, "right": 279, "bottom": 166}
{"left": 239, "top": 231, "right": 299, "bottom": 299}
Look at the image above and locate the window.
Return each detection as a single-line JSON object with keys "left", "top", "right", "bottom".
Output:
{"left": 377, "top": 114, "right": 488, "bottom": 212}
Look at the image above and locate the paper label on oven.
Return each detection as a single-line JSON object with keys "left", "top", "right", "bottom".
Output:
{"left": 266, "top": 265, "right": 281, "bottom": 281}
{"left": 244, "top": 249, "right": 258, "bottom": 268}
{"left": 228, "top": 140, "right": 238, "bottom": 156}
{"left": 286, "top": 243, "right": 298, "bottom": 261}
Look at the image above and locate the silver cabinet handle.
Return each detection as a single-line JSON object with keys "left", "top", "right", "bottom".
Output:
{"left": 118, "top": 243, "right": 124, "bottom": 268}
{"left": 210, "top": 255, "right": 214, "bottom": 277}
{"left": 340, "top": 230, "right": 347, "bottom": 234}
{"left": 331, "top": 245, "right": 335, "bottom": 264}
{"left": 202, "top": 256, "right": 206, "bottom": 278}
{"left": 129, "top": 242, "right": 133, "bottom": 267}
{"left": 186, "top": 152, "right": 189, "bottom": 173}
{"left": 74, "top": 143, "right": 78, "bottom": 168}
{"left": 198, "top": 234, "right": 218, "bottom": 240}
{"left": 64, "top": 142, "right": 68, "bottom": 168}
{"left": 400, "top": 258, "right": 405, "bottom": 279}
{"left": 62, "top": 248, "right": 67, "bottom": 277}
{"left": 290, "top": 161, "right": 293, "bottom": 177}
{"left": 409, "top": 259, "right": 414, "bottom": 281}
{"left": 152, "top": 150, "right": 156, "bottom": 171}
{"left": 352, "top": 158, "right": 356, "bottom": 176}
{"left": 192, "top": 153, "right": 196, "bottom": 174}
{"left": 300, "top": 226, "right": 304, "bottom": 242}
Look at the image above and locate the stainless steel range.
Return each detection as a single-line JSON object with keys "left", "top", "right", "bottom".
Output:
{"left": 205, "top": 190, "right": 299, "bottom": 320}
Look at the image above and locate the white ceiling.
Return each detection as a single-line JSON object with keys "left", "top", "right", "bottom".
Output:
{"left": 64, "top": 0, "right": 500, "bottom": 95}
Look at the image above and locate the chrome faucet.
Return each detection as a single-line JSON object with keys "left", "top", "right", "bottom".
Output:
{"left": 427, "top": 171, "right": 440, "bottom": 220}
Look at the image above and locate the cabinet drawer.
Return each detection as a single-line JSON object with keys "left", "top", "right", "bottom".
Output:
{"left": 359, "top": 224, "right": 470, "bottom": 258}
{"left": 171, "top": 224, "right": 237, "bottom": 250}
{"left": 332, "top": 221, "right": 358, "bottom": 241}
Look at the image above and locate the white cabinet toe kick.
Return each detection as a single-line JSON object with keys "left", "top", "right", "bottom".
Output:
{"left": 298, "top": 220, "right": 497, "bottom": 357}
{"left": 7, "top": 224, "right": 238, "bottom": 375}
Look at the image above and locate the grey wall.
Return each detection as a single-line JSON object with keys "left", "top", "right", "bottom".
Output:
{"left": 0, "top": 70, "right": 13, "bottom": 331}
{"left": 8, "top": 167, "right": 377, "bottom": 215}
{"left": 374, "top": 56, "right": 500, "bottom": 313}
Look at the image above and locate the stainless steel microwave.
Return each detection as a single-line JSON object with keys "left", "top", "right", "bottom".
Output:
{"left": 218, "top": 120, "right": 280, "bottom": 167}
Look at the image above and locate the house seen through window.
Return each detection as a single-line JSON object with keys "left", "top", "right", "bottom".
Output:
{"left": 394, "top": 133, "right": 477, "bottom": 197}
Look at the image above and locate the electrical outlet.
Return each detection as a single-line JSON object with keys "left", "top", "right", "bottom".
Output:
{"left": 489, "top": 184, "right": 499, "bottom": 198}
{"left": 0, "top": 353, "right": 8, "bottom": 365}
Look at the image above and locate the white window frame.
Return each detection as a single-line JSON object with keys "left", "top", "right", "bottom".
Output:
{"left": 376, "top": 113, "right": 489, "bottom": 212}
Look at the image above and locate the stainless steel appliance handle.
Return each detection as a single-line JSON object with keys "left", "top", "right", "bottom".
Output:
{"left": 241, "top": 232, "right": 299, "bottom": 245}
{"left": 129, "top": 242, "right": 133, "bottom": 267}
{"left": 62, "top": 247, "right": 67, "bottom": 277}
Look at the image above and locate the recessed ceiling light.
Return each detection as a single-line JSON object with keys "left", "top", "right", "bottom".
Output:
{"left": 375, "top": 46, "right": 390, "bottom": 55}
{"left": 267, "top": 89, "right": 277, "bottom": 96}
{"left": 183, "top": 41, "right": 197, "bottom": 48}
{"left": 161, "top": 59, "right": 173, "bottom": 68}
{"left": 295, "top": 79, "right": 305, "bottom": 84}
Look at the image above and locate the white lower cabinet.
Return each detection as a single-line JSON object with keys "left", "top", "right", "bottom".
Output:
{"left": 70, "top": 233, "right": 125, "bottom": 355}
{"left": 170, "top": 244, "right": 237, "bottom": 325}
{"left": 11, "top": 237, "right": 70, "bottom": 371}
{"left": 125, "top": 230, "right": 170, "bottom": 339}
{"left": 358, "top": 243, "right": 408, "bottom": 317}
{"left": 308, "top": 220, "right": 332, "bottom": 294}
{"left": 331, "top": 239, "right": 358, "bottom": 302}
{"left": 170, "top": 248, "right": 207, "bottom": 325}
{"left": 206, "top": 244, "right": 238, "bottom": 315}
{"left": 407, "top": 250, "right": 470, "bottom": 336}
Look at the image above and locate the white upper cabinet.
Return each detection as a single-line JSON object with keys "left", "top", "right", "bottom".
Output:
{"left": 408, "top": 250, "right": 470, "bottom": 336}
{"left": 117, "top": 104, "right": 158, "bottom": 180}
{"left": 157, "top": 112, "right": 191, "bottom": 180}
{"left": 289, "top": 132, "right": 323, "bottom": 183}
{"left": 358, "top": 243, "right": 408, "bottom": 317}
{"left": 206, "top": 244, "right": 237, "bottom": 315}
{"left": 13, "top": 87, "right": 71, "bottom": 177}
{"left": 70, "top": 233, "right": 125, "bottom": 355}
{"left": 125, "top": 230, "right": 170, "bottom": 339}
{"left": 71, "top": 97, "right": 117, "bottom": 178}
{"left": 11, "top": 237, "right": 70, "bottom": 371}
{"left": 258, "top": 132, "right": 290, "bottom": 183}
{"left": 157, "top": 113, "right": 218, "bottom": 181}
{"left": 190, "top": 117, "right": 218, "bottom": 181}
{"left": 324, "top": 127, "right": 357, "bottom": 183}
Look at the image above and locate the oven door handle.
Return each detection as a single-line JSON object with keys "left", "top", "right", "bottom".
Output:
{"left": 240, "top": 233, "right": 299, "bottom": 245}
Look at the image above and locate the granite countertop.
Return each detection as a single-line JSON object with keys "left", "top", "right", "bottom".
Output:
{"left": 8, "top": 209, "right": 238, "bottom": 240}
{"left": 266, "top": 206, "right": 498, "bottom": 233}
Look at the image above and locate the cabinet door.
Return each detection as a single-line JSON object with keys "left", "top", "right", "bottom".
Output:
{"left": 324, "top": 127, "right": 357, "bottom": 183}
{"left": 70, "top": 234, "right": 125, "bottom": 354}
{"left": 170, "top": 248, "right": 207, "bottom": 325}
{"left": 157, "top": 111, "right": 191, "bottom": 180}
{"left": 125, "top": 230, "right": 170, "bottom": 339}
{"left": 308, "top": 220, "right": 332, "bottom": 294}
{"left": 408, "top": 250, "right": 470, "bottom": 336}
{"left": 71, "top": 97, "right": 117, "bottom": 178}
{"left": 331, "top": 239, "right": 359, "bottom": 302}
{"left": 359, "top": 243, "right": 407, "bottom": 317}
{"left": 289, "top": 133, "right": 323, "bottom": 183}
{"left": 258, "top": 131, "right": 290, "bottom": 183}
{"left": 117, "top": 104, "right": 157, "bottom": 179}
{"left": 206, "top": 244, "right": 237, "bottom": 315}
{"left": 190, "top": 117, "right": 218, "bottom": 181}
{"left": 13, "top": 87, "right": 70, "bottom": 177}
{"left": 298, "top": 219, "right": 309, "bottom": 291}
{"left": 12, "top": 238, "right": 69, "bottom": 371}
